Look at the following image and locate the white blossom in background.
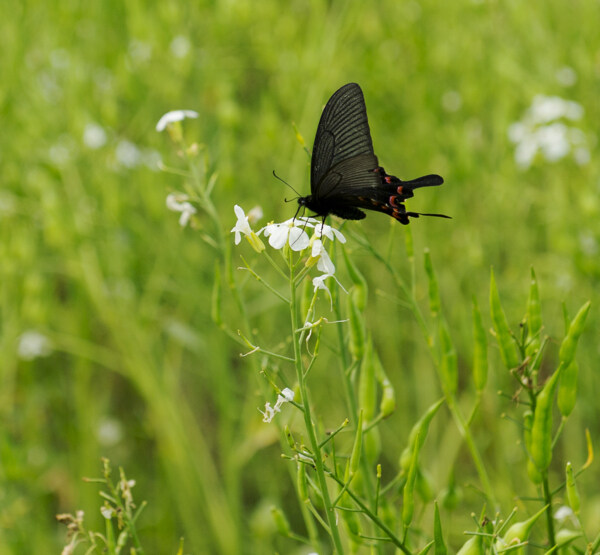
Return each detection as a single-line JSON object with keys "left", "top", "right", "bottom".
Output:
{"left": 115, "top": 139, "right": 142, "bottom": 168}
{"left": 246, "top": 205, "right": 263, "bottom": 225}
{"left": 170, "top": 35, "right": 191, "bottom": 59}
{"left": 83, "top": 123, "right": 107, "bottom": 149}
{"left": 166, "top": 193, "right": 197, "bottom": 227}
{"left": 554, "top": 505, "right": 577, "bottom": 526}
{"left": 555, "top": 66, "right": 577, "bottom": 87}
{"left": 18, "top": 330, "right": 53, "bottom": 360}
{"left": 260, "top": 388, "right": 295, "bottom": 423}
{"left": 508, "top": 95, "right": 589, "bottom": 169}
{"left": 156, "top": 110, "right": 199, "bottom": 132}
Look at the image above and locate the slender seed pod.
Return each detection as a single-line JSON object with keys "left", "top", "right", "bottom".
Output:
{"left": 358, "top": 338, "right": 376, "bottom": 421}
{"left": 526, "top": 268, "right": 542, "bottom": 366}
{"left": 472, "top": 297, "right": 488, "bottom": 392}
{"left": 530, "top": 369, "right": 562, "bottom": 471}
{"left": 297, "top": 462, "right": 309, "bottom": 503}
{"left": 271, "top": 506, "right": 291, "bottom": 536}
{"left": 348, "top": 410, "right": 364, "bottom": 479}
{"left": 424, "top": 249, "right": 441, "bottom": 317}
{"left": 455, "top": 535, "right": 483, "bottom": 555}
{"left": 434, "top": 501, "right": 447, "bottom": 555}
{"left": 402, "top": 430, "right": 420, "bottom": 527}
{"left": 566, "top": 461, "right": 580, "bottom": 515}
{"left": 300, "top": 276, "right": 314, "bottom": 323}
{"left": 439, "top": 319, "right": 458, "bottom": 397}
{"left": 490, "top": 269, "right": 520, "bottom": 369}
{"left": 347, "top": 293, "right": 365, "bottom": 361}
{"left": 399, "top": 399, "right": 444, "bottom": 472}
{"left": 558, "top": 361, "right": 578, "bottom": 418}
{"left": 375, "top": 356, "right": 396, "bottom": 417}
{"left": 523, "top": 410, "right": 542, "bottom": 484}
{"left": 559, "top": 301, "right": 591, "bottom": 368}
{"left": 342, "top": 246, "right": 368, "bottom": 312}
{"left": 503, "top": 504, "right": 548, "bottom": 544}
{"left": 211, "top": 263, "right": 223, "bottom": 327}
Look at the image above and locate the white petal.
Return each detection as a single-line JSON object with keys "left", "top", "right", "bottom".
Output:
{"left": 317, "top": 249, "right": 335, "bottom": 274}
{"left": 156, "top": 110, "right": 199, "bottom": 132}
{"left": 288, "top": 227, "right": 309, "bottom": 251}
{"left": 268, "top": 227, "right": 289, "bottom": 249}
{"left": 281, "top": 388, "right": 295, "bottom": 402}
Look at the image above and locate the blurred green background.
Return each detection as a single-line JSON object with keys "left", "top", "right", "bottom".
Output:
{"left": 1, "top": 0, "right": 599, "bottom": 552}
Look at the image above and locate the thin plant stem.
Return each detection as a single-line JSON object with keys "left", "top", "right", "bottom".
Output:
{"left": 288, "top": 251, "right": 345, "bottom": 554}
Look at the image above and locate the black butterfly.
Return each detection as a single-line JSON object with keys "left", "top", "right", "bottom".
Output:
{"left": 298, "top": 83, "right": 449, "bottom": 225}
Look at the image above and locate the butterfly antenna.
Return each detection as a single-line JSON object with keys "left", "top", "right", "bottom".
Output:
{"left": 273, "top": 170, "right": 301, "bottom": 198}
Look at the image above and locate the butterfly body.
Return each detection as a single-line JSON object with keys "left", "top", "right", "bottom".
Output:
{"left": 298, "top": 83, "right": 449, "bottom": 225}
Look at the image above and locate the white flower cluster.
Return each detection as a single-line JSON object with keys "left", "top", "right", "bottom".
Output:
{"left": 231, "top": 205, "right": 346, "bottom": 298}
{"left": 508, "top": 95, "right": 589, "bottom": 169}
{"left": 260, "top": 387, "right": 295, "bottom": 423}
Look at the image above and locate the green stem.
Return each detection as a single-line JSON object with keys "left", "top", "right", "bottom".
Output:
{"left": 542, "top": 474, "right": 556, "bottom": 546}
{"left": 289, "top": 253, "right": 345, "bottom": 554}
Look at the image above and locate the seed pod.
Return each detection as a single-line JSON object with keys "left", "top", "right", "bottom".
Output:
{"left": 375, "top": 357, "right": 396, "bottom": 417}
{"left": 439, "top": 319, "right": 458, "bottom": 397}
{"left": 556, "top": 528, "right": 582, "bottom": 547}
{"left": 433, "top": 501, "right": 447, "bottom": 555}
{"left": 358, "top": 339, "right": 376, "bottom": 421}
{"left": 566, "top": 462, "right": 580, "bottom": 515}
{"left": 349, "top": 410, "right": 364, "bottom": 478}
{"left": 530, "top": 370, "right": 562, "bottom": 472}
{"left": 559, "top": 301, "right": 591, "bottom": 368}
{"left": 490, "top": 269, "right": 520, "bottom": 369}
{"left": 399, "top": 398, "right": 444, "bottom": 472}
{"left": 342, "top": 246, "right": 368, "bottom": 312}
{"left": 558, "top": 361, "right": 578, "bottom": 418}
{"left": 297, "top": 462, "right": 309, "bottom": 502}
{"left": 424, "top": 249, "right": 441, "bottom": 317}
{"left": 402, "top": 430, "right": 419, "bottom": 527}
{"left": 300, "top": 276, "right": 314, "bottom": 323}
{"left": 472, "top": 297, "right": 488, "bottom": 392}
{"left": 526, "top": 267, "right": 542, "bottom": 346}
{"left": 347, "top": 293, "right": 365, "bottom": 361}
{"left": 455, "top": 536, "right": 483, "bottom": 555}
{"left": 211, "top": 264, "right": 223, "bottom": 327}
{"left": 503, "top": 504, "right": 547, "bottom": 544}
{"left": 271, "top": 506, "right": 291, "bottom": 536}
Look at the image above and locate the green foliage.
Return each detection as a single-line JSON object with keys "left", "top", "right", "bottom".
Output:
{"left": 2, "top": 0, "right": 599, "bottom": 553}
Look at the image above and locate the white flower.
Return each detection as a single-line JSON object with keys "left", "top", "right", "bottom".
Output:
{"left": 166, "top": 193, "right": 197, "bottom": 227}
{"left": 246, "top": 205, "right": 263, "bottom": 224}
{"left": 310, "top": 239, "right": 336, "bottom": 274}
{"left": 554, "top": 505, "right": 576, "bottom": 524}
{"left": 83, "top": 123, "right": 107, "bottom": 149}
{"left": 231, "top": 205, "right": 265, "bottom": 252}
{"left": 156, "top": 110, "right": 199, "bottom": 132}
{"left": 508, "top": 95, "right": 588, "bottom": 169}
{"left": 313, "top": 222, "right": 346, "bottom": 244}
{"left": 100, "top": 506, "right": 115, "bottom": 519}
{"left": 261, "top": 218, "right": 315, "bottom": 251}
{"left": 260, "top": 388, "right": 295, "bottom": 423}
{"left": 529, "top": 95, "right": 583, "bottom": 124}
{"left": 17, "top": 331, "right": 52, "bottom": 360}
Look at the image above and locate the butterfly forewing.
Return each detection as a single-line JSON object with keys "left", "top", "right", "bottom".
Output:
{"left": 310, "top": 83, "right": 376, "bottom": 196}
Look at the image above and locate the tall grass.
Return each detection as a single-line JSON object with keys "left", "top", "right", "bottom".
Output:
{"left": 1, "top": 0, "right": 598, "bottom": 552}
